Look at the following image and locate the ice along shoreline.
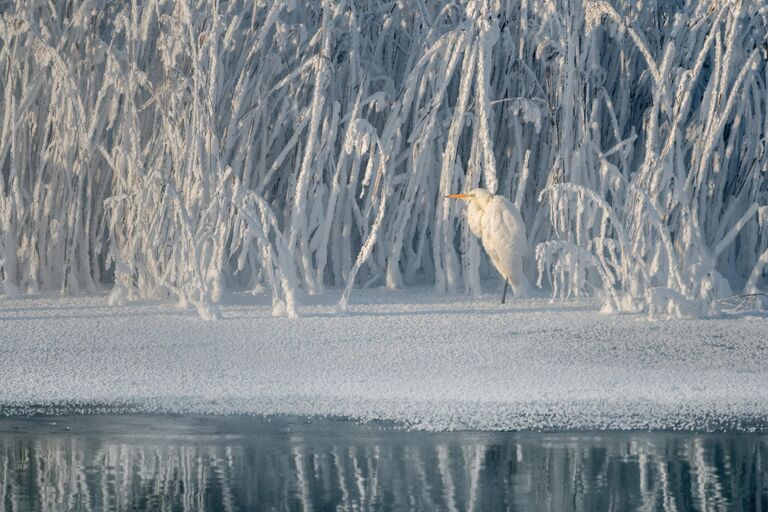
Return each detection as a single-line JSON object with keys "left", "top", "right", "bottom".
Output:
{"left": 1, "top": 289, "right": 767, "bottom": 432}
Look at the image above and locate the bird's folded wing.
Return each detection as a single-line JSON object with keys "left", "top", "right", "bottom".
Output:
{"left": 484, "top": 197, "right": 528, "bottom": 252}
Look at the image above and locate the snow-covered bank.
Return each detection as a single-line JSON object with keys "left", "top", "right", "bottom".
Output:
{"left": 1, "top": 290, "right": 767, "bottom": 431}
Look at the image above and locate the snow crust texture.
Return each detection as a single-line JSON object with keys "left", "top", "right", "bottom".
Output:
{"left": 0, "top": 1, "right": 766, "bottom": 318}
{"left": 1, "top": 291, "right": 767, "bottom": 432}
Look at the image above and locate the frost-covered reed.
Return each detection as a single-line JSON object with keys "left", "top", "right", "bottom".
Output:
{"left": 0, "top": 0, "right": 765, "bottom": 317}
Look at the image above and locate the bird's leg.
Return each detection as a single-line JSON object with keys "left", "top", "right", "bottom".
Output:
{"left": 501, "top": 279, "right": 509, "bottom": 304}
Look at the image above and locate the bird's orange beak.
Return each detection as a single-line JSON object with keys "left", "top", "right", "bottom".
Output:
{"left": 445, "top": 193, "right": 470, "bottom": 199}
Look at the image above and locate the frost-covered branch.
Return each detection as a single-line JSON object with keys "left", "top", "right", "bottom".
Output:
{"left": 0, "top": 0, "right": 764, "bottom": 319}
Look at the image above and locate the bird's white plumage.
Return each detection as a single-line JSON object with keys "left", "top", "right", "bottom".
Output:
{"left": 452, "top": 188, "right": 531, "bottom": 297}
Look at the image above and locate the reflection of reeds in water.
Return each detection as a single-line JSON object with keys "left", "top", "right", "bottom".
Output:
{"left": 0, "top": 431, "right": 766, "bottom": 511}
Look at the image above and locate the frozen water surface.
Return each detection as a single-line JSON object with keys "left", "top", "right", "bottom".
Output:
{"left": 1, "top": 289, "right": 767, "bottom": 431}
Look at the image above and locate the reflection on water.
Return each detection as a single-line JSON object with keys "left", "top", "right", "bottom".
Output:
{"left": 0, "top": 416, "right": 766, "bottom": 511}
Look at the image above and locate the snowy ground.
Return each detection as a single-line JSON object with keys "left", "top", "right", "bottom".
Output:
{"left": 1, "top": 288, "right": 767, "bottom": 431}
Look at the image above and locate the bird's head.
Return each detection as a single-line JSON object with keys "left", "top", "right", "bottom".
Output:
{"left": 445, "top": 187, "right": 493, "bottom": 207}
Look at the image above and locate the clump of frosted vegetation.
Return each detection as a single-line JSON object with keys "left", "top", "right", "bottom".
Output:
{"left": 0, "top": 0, "right": 765, "bottom": 319}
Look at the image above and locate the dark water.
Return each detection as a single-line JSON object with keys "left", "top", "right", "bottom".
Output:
{"left": 0, "top": 416, "right": 766, "bottom": 511}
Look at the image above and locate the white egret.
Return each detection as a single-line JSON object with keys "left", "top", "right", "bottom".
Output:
{"left": 446, "top": 188, "right": 531, "bottom": 303}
